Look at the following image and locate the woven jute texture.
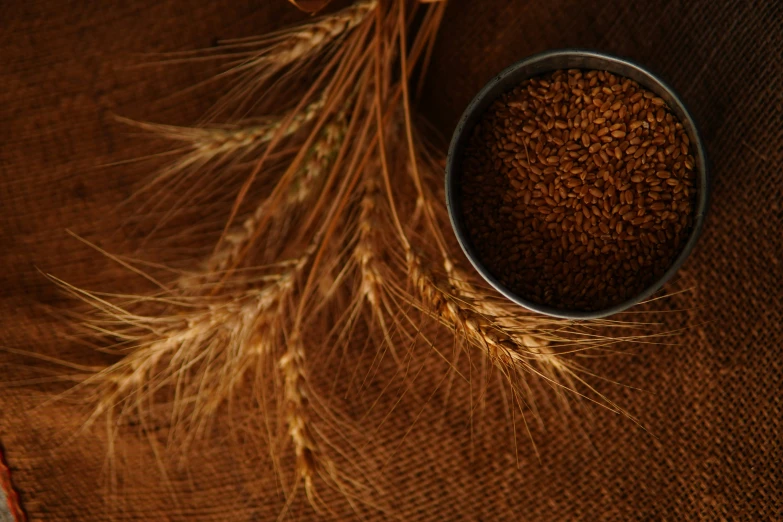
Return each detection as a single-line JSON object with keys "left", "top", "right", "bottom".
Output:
{"left": 1, "top": 0, "right": 781, "bottom": 520}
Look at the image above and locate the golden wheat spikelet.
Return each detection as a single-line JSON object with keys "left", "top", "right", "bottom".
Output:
{"left": 279, "top": 334, "right": 322, "bottom": 505}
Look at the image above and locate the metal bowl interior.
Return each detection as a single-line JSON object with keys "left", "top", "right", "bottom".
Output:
{"left": 445, "top": 49, "right": 710, "bottom": 319}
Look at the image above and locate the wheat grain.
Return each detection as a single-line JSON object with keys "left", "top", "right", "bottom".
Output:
{"left": 461, "top": 69, "right": 696, "bottom": 310}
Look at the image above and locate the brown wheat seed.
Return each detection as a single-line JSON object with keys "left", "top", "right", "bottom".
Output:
{"left": 461, "top": 69, "right": 697, "bottom": 311}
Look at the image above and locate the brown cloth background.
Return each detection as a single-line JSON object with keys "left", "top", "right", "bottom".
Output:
{"left": 1, "top": 0, "right": 781, "bottom": 520}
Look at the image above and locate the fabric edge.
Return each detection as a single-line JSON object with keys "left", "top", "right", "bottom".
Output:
{"left": 0, "top": 443, "right": 27, "bottom": 522}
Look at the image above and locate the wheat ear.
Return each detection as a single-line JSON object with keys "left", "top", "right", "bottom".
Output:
{"left": 119, "top": 97, "right": 322, "bottom": 153}
{"left": 409, "top": 249, "right": 645, "bottom": 430}
{"left": 250, "top": 0, "right": 379, "bottom": 67}
{"left": 279, "top": 334, "right": 321, "bottom": 504}
{"left": 406, "top": 251, "right": 576, "bottom": 386}
{"left": 51, "top": 247, "right": 312, "bottom": 441}
{"left": 203, "top": 116, "right": 347, "bottom": 276}
{"left": 188, "top": 0, "right": 377, "bottom": 119}
{"left": 355, "top": 173, "right": 386, "bottom": 311}
{"left": 120, "top": 97, "right": 325, "bottom": 196}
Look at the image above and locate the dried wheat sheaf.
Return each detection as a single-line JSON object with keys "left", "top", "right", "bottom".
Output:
{"left": 29, "top": 0, "right": 686, "bottom": 517}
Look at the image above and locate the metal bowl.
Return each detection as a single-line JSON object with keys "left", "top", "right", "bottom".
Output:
{"left": 445, "top": 49, "right": 710, "bottom": 319}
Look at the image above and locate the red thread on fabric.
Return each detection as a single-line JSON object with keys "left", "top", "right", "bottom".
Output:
{"left": 0, "top": 445, "right": 27, "bottom": 522}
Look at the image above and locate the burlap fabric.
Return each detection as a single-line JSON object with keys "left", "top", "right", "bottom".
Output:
{"left": 1, "top": 0, "right": 781, "bottom": 520}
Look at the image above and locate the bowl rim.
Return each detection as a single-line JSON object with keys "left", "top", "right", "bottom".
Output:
{"left": 445, "top": 48, "right": 710, "bottom": 319}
